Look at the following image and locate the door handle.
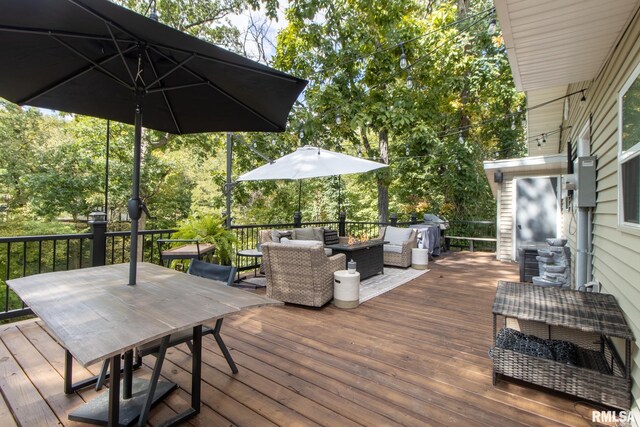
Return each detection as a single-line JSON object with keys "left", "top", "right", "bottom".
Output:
{"left": 517, "top": 225, "right": 522, "bottom": 230}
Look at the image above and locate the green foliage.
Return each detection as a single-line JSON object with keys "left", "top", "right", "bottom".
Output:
{"left": 254, "top": 0, "right": 527, "bottom": 222}
{"left": 171, "top": 215, "right": 237, "bottom": 265}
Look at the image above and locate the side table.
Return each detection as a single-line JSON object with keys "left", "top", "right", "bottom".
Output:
{"left": 236, "top": 249, "right": 263, "bottom": 284}
{"left": 411, "top": 248, "right": 429, "bottom": 269}
{"left": 333, "top": 270, "right": 360, "bottom": 309}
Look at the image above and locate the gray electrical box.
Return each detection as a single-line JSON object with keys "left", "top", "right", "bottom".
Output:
{"left": 576, "top": 156, "right": 596, "bottom": 207}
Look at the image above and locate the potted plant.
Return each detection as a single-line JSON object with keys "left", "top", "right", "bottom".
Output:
{"left": 171, "top": 215, "right": 237, "bottom": 265}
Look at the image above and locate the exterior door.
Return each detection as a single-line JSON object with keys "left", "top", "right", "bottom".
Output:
{"left": 515, "top": 177, "right": 559, "bottom": 256}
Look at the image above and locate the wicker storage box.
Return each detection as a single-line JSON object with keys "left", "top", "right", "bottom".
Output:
{"left": 492, "top": 282, "right": 633, "bottom": 410}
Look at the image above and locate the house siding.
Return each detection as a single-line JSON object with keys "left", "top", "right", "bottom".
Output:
{"left": 561, "top": 9, "right": 640, "bottom": 419}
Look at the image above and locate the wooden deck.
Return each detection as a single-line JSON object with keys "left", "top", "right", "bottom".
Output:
{"left": 0, "top": 252, "right": 599, "bottom": 426}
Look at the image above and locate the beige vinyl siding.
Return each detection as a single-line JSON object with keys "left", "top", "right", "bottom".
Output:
{"left": 497, "top": 176, "right": 514, "bottom": 261}
{"left": 561, "top": 8, "right": 640, "bottom": 417}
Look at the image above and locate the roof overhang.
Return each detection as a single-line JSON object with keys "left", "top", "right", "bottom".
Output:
{"left": 483, "top": 154, "right": 568, "bottom": 197}
{"left": 494, "top": 0, "right": 640, "bottom": 155}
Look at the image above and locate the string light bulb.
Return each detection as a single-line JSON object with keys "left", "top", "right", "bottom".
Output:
{"left": 488, "top": 10, "right": 496, "bottom": 35}
{"left": 149, "top": 0, "right": 159, "bottom": 21}
{"left": 405, "top": 144, "right": 409, "bottom": 156}
{"left": 542, "top": 134, "right": 547, "bottom": 144}
{"left": 406, "top": 75, "right": 414, "bottom": 89}
{"left": 399, "top": 44, "right": 408, "bottom": 70}
{"left": 580, "top": 90, "right": 586, "bottom": 103}
{"left": 336, "top": 114, "right": 341, "bottom": 125}
{"left": 357, "top": 148, "right": 362, "bottom": 158}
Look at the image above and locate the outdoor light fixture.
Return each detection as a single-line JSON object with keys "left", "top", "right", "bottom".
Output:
{"left": 406, "top": 75, "right": 414, "bottom": 89}
{"left": 399, "top": 44, "right": 408, "bottom": 70}
{"left": 336, "top": 114, "right": 341, "bottom": 124}
{"left": 405, "top": 144, "right": 409, "bottom": 156}
{"left": 488, "top": 10, "right": 496, "bottom": 35}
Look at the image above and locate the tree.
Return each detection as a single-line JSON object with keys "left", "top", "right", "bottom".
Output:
{"left": 269, "top": 0, "right": 525, "bottom": 222}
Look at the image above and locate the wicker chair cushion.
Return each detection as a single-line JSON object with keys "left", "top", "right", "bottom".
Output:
{"left": 495, "top": 327, "right": 525, "bottom": 348}
{"left": 495, "top": 327, "right": 578, "bottom": 364}
{"left": 271, "top": 229, "right": 292, "bottom": 243}
{"left": 512, "top": 338, "right": 555, "bottom": 360}
{"left": 383, "top": 244, "right": 403, "bottom": 254}
{"left": 384, "top": 226, "right": 412, "bottom": 245}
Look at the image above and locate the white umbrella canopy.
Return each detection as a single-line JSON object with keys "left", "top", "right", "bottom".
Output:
{"left": 236, "top": 146, "right": 387, "bottom": 181}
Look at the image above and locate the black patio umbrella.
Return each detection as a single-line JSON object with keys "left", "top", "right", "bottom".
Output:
{"left": 0, "top": 0, "right": 307, "bottom": 284}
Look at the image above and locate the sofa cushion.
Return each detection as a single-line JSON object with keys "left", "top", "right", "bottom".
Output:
{"left": 384, "top": 226, "right": 412, "bottom": 246}
{"left": 292, "top": 227, "right": 323, "bottom": 241}
{"left": 271, "top": 229, "right": 292, "bottom": 243}
{"left": 281, "top": 237, "right": 322, "bottom": 247}
{"left": 383, "top": 244, "right": 403, "bottom": 254}
{"left": 281, "top": 237, "right": 331, "bottom": 255}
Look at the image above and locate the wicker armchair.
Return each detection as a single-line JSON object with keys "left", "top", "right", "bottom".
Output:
{"left": 261, "top": 242, "right": 346, "bottom": 307}
{"left": 382, "top": 227, "right": 417, "bottom": 268}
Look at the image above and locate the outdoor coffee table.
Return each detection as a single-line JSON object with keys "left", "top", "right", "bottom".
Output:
{"left": 325, "top": 240, "right": 386, "bottom": 280}
{"left": 7, "top": 262, "right": 281, "bottom": 426}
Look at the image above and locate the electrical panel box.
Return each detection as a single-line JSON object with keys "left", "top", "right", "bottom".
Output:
{"left": 576, "top": 156, "right": 596, "bottom": 207}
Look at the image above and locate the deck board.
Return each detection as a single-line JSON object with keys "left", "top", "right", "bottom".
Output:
{"left": 0, "top": 252, "right": 600, "bottom": 426}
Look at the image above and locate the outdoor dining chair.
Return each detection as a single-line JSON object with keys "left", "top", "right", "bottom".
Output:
{"left": 93, "top": 261, "right": 238, "bottom": 390}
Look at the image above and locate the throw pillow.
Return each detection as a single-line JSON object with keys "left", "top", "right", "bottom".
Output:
{"left": 323, "top": 228, "right": 339, "bottom": 245}
{"left": 292, "top": 227, "right": 317, "bottom": 241}
{"left": 271, "top": 229, "right": 292, "bottom": 243}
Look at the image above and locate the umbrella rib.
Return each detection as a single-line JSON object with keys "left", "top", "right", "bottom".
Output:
{"left": 149, "top": 45, "right": 284, "bottom": 131}
{"left": 145, "top": 82, "right": 208, "bottom": 93}
{"left": 146, "top": 54, "right": 196, "bottom": 90}
{"left": 17, "top": 45, "right": 136, "bottom": 105}
{"left": 106, "top": 23, "right": 136, "bottom": 87}
{"left": 143, "top": 49, "right": 181, "bottom": 134}
{"left": 51, "top": 35, "right": 134, "bottom": 89}
{"left": 0, "top": 25, "right": 132, "bottom": 44}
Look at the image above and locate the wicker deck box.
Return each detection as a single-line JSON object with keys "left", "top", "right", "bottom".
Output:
{"left": 491, "top": 281, "right": 634, "bottom": 410}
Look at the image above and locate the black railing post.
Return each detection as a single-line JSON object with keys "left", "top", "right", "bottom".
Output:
{"left": 293, "top": 211, "right": 302, "bottom": 228}
{"left": 390, "top": 213, "right": 398, "bottom": 226}
{"left": 88, "top": 212, "right": 107, "bottom": 267}
{"left": 339, "top": 212, "right": 346, "bottom": 237}
{"left": 410, "top": 213, "right": 417, "bottom": 224}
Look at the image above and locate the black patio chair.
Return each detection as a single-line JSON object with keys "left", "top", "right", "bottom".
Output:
{"left": 91, "top": 261, "right": 238, "bottom": 391}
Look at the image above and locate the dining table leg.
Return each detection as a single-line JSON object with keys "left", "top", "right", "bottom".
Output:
{"left": 107, "top": 354, "right": 120, "bottom": 427}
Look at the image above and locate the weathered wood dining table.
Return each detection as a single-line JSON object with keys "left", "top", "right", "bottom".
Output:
{"left": 7, "top": 262, "right": 281, "bottom": 426}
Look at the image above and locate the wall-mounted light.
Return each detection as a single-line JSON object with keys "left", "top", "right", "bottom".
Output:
{"left": 494, "top": 171, "right": 503, "bottom": 183}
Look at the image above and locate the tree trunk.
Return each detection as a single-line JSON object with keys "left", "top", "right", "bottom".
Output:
{"left": 377, "top": 129, "right": 389, "bottom": 223}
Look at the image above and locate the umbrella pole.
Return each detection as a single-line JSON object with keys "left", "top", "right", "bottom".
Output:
{"left": 128, "top": 103, "right": 143, "bottom": 286}
{"left": 298, "top": 180, "right": 302, "bottom": 212}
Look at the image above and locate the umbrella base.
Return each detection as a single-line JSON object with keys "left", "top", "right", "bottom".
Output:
{"left": 69, "top": 377, "right": 176, "bottom": 426}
